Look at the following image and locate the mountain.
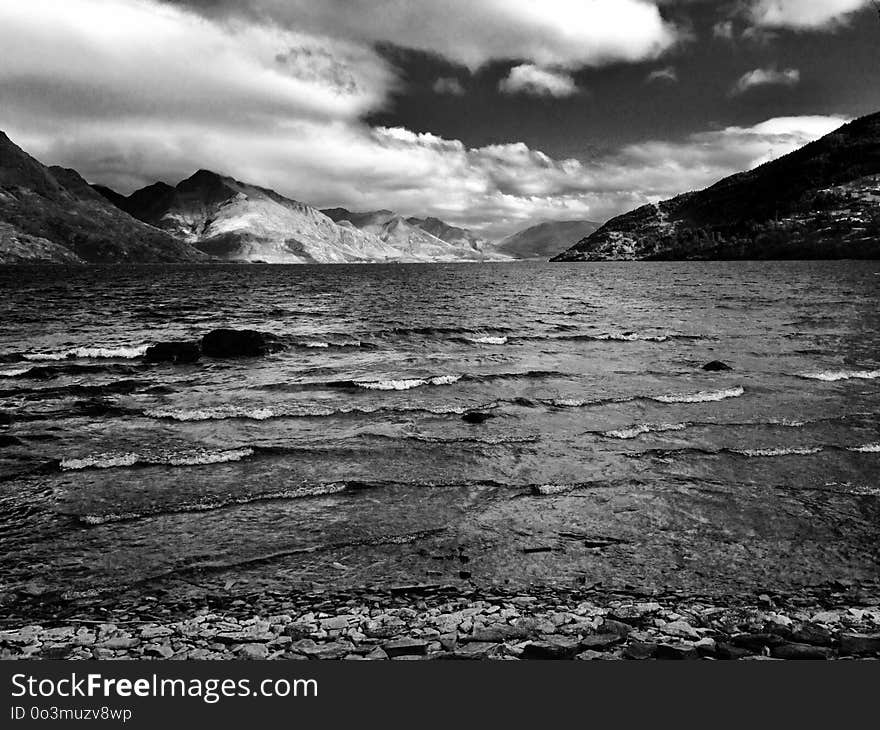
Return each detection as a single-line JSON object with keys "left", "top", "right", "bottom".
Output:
{"left": 406, "top": 216, "right": 487, "bottom": 253}
{"left": 96, "top": 173, "right": 418, "bottom": 263}
{"left": 495, "top": 220, "right": 601, "bottom": 259}
{"left": 0, "top": 131, "right": 204, "bottom": 264}
{"left": 553, "top": 113, "right": 880, "bottom": 262}
{"left": 322, "top": 207, "right": 504, "bottom": 261}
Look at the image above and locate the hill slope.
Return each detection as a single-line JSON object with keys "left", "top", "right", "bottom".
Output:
{"left": 553, "top": 113, "right": 880, "bottom": 261}
{"left": 0, "top": 132, "right": 204, "bottom": 264}
{"left": 496, "top": 220, "right": 601, "bottom": 259}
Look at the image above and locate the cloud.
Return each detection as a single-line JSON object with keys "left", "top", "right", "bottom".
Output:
{"left": 731, "top": 67, "right": 800, "bottom": 94}
{"left": 713, "top": 20, "right": 735, "bottom": 39}
{"left": 748, "top": 0, "right": 871, "bottom": 29}
{"left": 433, "top": 77, "right": 466, "bottom": 96}
{"left": 645, "top": 66, "right": 678, "bottom": 84}
{"left": 0, "top": 0, "right": 849, "bottom": 238}
{"left": 499, "top": 65, "right": 579, "bottom": 98}
{"left": 163, "top": 0, "right": 679, "bottom": 70}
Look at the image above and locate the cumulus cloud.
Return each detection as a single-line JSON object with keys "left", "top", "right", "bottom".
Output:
{"left": 748, "top": 0, "right": 871, "bottom": 29}
{"left": 498, "top": 65, "right": 580, "bottom": 98}
{"left": 433, "top": 77, "right": 466, "bottom": 96}
{"left": 645, "top": 66, "right": 678, "bottom": 84}
{"left": 731, "top": 67, "right": 800, "bottom": 94}
{"left": 0, "top": 0, "right": 849, "bottom": 238}
{"left": 164, "top": 0, "right": 679, "bottom": 70}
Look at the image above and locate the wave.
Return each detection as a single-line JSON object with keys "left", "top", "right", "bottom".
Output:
{"left": 60, "top": 447, "right": 254, "bottom": 471}
{"left": 144, "top": 401, "right": 471, "bottom": 422}
{"left": 23, "top": 345, "right": 150, "bottom": 361}
{"left": 463, "top": 335, "right": 509, "bottom": 345}
{"left": 0, "top": 368, "right": 32, "bottom": 378}
{"left": 799, "top": 369, "right": 880, "bottom": 382}
{"left": 603, "top": 423, "right": 688, "bottom": 440}
{"left": 731, "top": 446, "right": 824, "bottom": 458}
{"left": 355, "top": 375, "right": 462, "bottom": 391}
{"left": 77, "top": 483, "right": 352, "bottom": 525}
{"left": 651, "top": 386, "right": 745, "bottom": 404}
{"left": 294, "top": 340, "right": 365, "bottom": 349}
{"left": 847, "top": 443, "right": 880, "bottom": 453}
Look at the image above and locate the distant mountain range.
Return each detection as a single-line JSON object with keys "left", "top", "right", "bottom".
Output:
{"left": 0, "top": 131, "right": 204, "bottom": 263}
{"left": 4, "top": 112, "right": 880, "bottom": 265}
{"left": 553, "top": 112, "right": 880, "bottom": 261}
{"left": 93, "top": 173, "right": 507, "bottom": 264}
{"left": 494, "top": 219, "right": 601, "bottom": 259}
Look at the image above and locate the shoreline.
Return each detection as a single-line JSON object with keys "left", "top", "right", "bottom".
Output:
{"left": 3, "top": 583, "right": 879, "bottom": 661}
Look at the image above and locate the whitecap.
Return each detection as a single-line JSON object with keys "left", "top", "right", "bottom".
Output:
{"left": 604, "top": 423, "right": 688, "bottom": 439}
{"left": 356, "top": 375, "right": 461, "bottom": 390}
{"left": 24, "top": 345, "right": 150, "bottom": 361}
{"left": 732, "top": 446, "right": 823, "bottom": 457}
{"left": 0, "top": 367, "right": 31, "bottom": 378}
{"left": 847, "top": 443, "right": 880, "bottom": 453}
{"left": 466, "top": 336, "right": 508, "bottom": 345}
{"left": 652, "top": 386, "right": 745, "bottom": 404}
{"left": 799, "top": 369, "right": 880, "bottom": 382}
{"left": 61, "top": 447, "right": 254, "bottom": 471}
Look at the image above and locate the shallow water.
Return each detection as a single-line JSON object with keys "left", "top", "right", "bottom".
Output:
{"left": 1, "top": 261, "right": 878, "bottom": 603}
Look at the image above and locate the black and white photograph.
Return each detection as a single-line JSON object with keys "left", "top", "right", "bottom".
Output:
{"left": 1, "top": 0, "right": 880, "bottom": 670}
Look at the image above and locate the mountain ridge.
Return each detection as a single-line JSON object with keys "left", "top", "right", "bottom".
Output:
{"left": 0, "top": 131, "right": 204, "bottom": 264}
{"left": 553, "top": 112, "right": 880, "bottom": 261}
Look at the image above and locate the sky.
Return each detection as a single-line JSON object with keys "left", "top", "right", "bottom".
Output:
{"left": 1, "top": 0, "right": 878, "bottom": 239}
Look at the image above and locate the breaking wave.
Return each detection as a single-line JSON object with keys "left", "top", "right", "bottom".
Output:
{"left": 144, "top": 402, "right": 470, "bottom": 422}
{"left": 464, "top": 336, "right": 509, "bottom": 345}
{"left": 799, "top": 369, "right": 880, "bottom": 382}
{"left": 651, "top": 386, "right": 745, "bottom": 404}
{"left": 355, "top": 374, "right": 462, "bottom": 391}
{"left": 603, "top": 423, "right": 688, "bottom": 440}
{"left": 23, "top": 345, "right": 150, "bottom": 361}
{"left": 848, "top": 443, "right": 880, "bottom": 453}
{"left": 60, "top": 447, "right": 254, "bottom": 471}
{"left": 731, "top": 446, "right": 824, "bottom": 458}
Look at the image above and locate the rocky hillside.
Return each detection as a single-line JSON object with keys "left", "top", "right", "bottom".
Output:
{"left": 553, "top": 113, "right": 880, "bottom": 261}
{"left": 96, "top": 175, "right": 499, "bottom": 263}
{"left": 0, "top": 132, "right": 204, "bottom": 264}
{"left": 496, "top": 219, "right": 600, "bottom": 259}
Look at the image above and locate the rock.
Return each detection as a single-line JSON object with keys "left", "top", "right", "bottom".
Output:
{"left": 575, "top": 650, "right": 614, "bottom": 661}
{"left": 623, "top": 642, "right": 658, "bottom": 660}
{"left": 770, "top": 642, "right": 833, "bottom": 660}
{"left": 453, "top": 642, "right": 501, "bottom": 659}
{"left": 715, "top": 642, "right": 753, "bottom": 660}
{"left": 201, "top": 329, "right": 281, "bottom": 358}
{"left": 365, "top": 647, "right": 389, "bottom": 660}
{"left": 655, "top": 643, "right": 700, "bottom": 660}
{"left": 144, "top": 341, "right": 201, "bottom": 364}
{"left": 811, "top": 611, "right": 841, "bottom": 625}
{"left": 97, "top": 637, "right": 140, "bottom": 650}
{"left": 694, "top": 637, "right": 717, "bottom": 657}
{"left": 140, "top": 626, "right": 174, "bottom": 640}
{"left": 144, "top": 643, "right": 175, "bottom": 659}
{"left": 661, "top": 620, "right": 701, "bottom": 640}
{"left": 838, "top": 633, "right": 880, "bottom": 656}
{"left": 730, "top": 633, "right": 784, "bottom": 652}
{"left": 238, "top": 643, "right": 269, "bottom": 660}
{"left": 41, "top": 643, "right": 72, "bottom": 659}
{"left": 465, "top": 626, "right": 529, "bottom": 643}
{"left": 702, "top": 361, "right": 732, "bottom": 371}
{"left": 578, "top": 634, "right": 623, "bottom": 650}
{"left": 462, "top": 411, "right": 495, "bottom": 424}
{"left": 383, "top": 638, "right": 429, "bottom": 658}
{"left": 521, "top": 637, "right": 582, "bottom": 660}
{"left": 320, "top": 616, "right": 352, "bottom": 631}
{"left": 600, "top": 619, "right": 633, "bottom": 637}
{"left": 790, "top": 623, "right": 834, "bottom": 647}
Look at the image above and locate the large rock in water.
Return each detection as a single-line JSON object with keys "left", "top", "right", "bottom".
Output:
{"left": 552, "top": 112, "right": 880, "bottom": 261}
{"left": 201, "top": 329, "right": 281, "bottom": 358}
